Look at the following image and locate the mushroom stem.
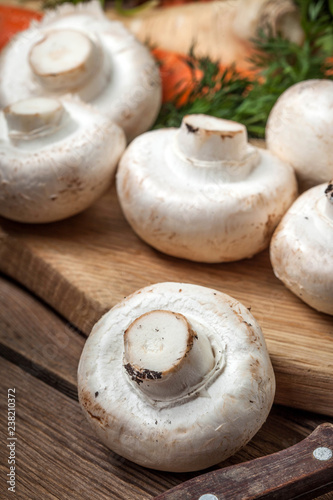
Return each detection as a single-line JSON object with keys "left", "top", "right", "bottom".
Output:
{"left": 29, "top": 29, "right": 104, "bottom": 94}
{"left": 173, "top": 115, "right": 259, "bottom": 181}
{"left": 178, "top": 115, "right": 247, "bottom": 162}
{"left": 4, "top": 97, "right": 65, "bottom": 140}
{"left": 325, "top": 181, "right": 333, "bottom": 219}
{"left": 123, "top": 310, "right": 215, "bottom": 401}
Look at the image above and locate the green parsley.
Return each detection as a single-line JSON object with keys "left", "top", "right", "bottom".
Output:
{"left": 153, "top": 0, "right": 333, "bottom": 138}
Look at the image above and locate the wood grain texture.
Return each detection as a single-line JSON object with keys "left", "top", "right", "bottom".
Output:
{"left": 0, "top": 357, "right": 328, "bottom": 500}
{"left": 1, "top": 337, "right": 333, "bottom": 500}
{"left": 0, "top": 358, "right": 171, "bottom": 500}
{"left": 0, "top": 187, "right": 332, "bottom": 416}
{"left": 0, "top": 275, "right": 84, "bottom": 400}
{"left": 0, "top": 276, "right": 332, "bottom": 500}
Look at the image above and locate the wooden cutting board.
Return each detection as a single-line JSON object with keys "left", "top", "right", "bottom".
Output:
{"left": 0, "top": 186, "right": 332, "bottom": 416}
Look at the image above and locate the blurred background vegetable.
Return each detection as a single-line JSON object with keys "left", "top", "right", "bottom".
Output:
{"left": 1, "top": 0, "right": 333, "bottom": 138}
{"left": 0, "top": 5, "right": 41, "bottom": 50}
{"left": 152, "top": 0, "right": 333, "bottom": 137}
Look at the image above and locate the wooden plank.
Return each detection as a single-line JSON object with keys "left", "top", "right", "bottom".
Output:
{"left": 1, "top": 358, "right": 332, "bottom": 500}
{"left": 0, "top": 275, "right": 84, "bottom": 400}
{"left": 0, "top": 358, "right": 174, "bottom": 500}
{"left": 0, "top": 277, "right": 332, "bottom": 499}
{"left": 0, "top": 187, "right": 332, "bottom": 416}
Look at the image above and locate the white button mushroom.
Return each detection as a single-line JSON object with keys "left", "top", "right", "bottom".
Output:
{"left": 78, "top": 282, "right": 275, "bottom": 472}
{"left": 116, "top": 114, "right": 297, "bottom": 262}
{"left": 0, "top": 96, "right": 125, "bottom": 223}
{"left": 0, "top": 1, "right": 161, "bottom": 142}
{"left": 266, "top": 79, "right": 333, "bottom": 191}
{"left": 270, "top": 181, "right": 333, "bottom": 315}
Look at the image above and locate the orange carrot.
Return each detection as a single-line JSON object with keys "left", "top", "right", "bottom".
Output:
{"left": 152, "top": 48, "right": 203, "bottom": 106}
{"left": 152, "top": 47, "right": 258, "bottom": 106}
{"left": 0, "top": 5, "right": 42, "bottom": 51}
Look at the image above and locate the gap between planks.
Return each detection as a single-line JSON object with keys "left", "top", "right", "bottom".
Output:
{"left": 0, "top": 276, "right": 333, "bottom": 500}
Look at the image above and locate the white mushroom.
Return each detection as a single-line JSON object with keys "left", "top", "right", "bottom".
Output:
{"left": 0, "top": 1, "right": 161, "bottom": 142}
{"left": 270, "top": 181, "right": 333, "bottom": 315}
{"left": 77, "top": 282, "right": 275, "bottom": 472}
{"left": 266, "top": 79, "right": 333, "bottom": 191}
{"left": 0, "top": 96, "right": 125, "bottom": 223}
{"left": 116, "top": 114, "right": 297, "bottom": 262}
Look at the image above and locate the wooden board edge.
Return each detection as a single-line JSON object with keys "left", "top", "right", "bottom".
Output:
{"left": 273, "top": 357, "right": 333, "bottom": 416}
{"left": 0, "top": 231, "right": 332, "bottom": 417}
{"left": 0, "top": 230, "right": 104, "bottom": 333}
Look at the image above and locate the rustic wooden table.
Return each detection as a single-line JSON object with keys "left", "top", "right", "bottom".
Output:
{"left": 0, "top": 2, "right": 332, "bottom": 497}
{"left": 0, "top": 274, "right": 332, "bottom": 500}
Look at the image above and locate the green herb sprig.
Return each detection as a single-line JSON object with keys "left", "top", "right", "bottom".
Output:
{"left": 42, "top": 0, "right": 105, "bottom": 9}
{"left": 153, "top": 0, "right": 333, "bottom": 138}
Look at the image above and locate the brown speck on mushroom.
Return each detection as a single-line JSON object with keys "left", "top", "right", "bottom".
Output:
{"left": 87, "top": 411, "right": 103, "bottom": 423}
{"left": 220, "top": 133, "right": 236, "bottom": 139}
{"left": 79, "top": 388, "right": 108, "bottom": 427}
{"left": 325, "top": 181, "right": 333, "bottom": 200}
{"left": 124, "top": 362, "right": 162, "bottom": 385}
{"left": 185, "top": 123, "right": 199, "bottom": 133}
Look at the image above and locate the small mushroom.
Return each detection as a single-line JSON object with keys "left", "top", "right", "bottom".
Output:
{"left": 0, "top": 1, "right": 161, "bottom": 142}
{"left": 266, "top": 79, "right": 333, "bottom": 191}
{"left": 0, "top": 96, "right": 125, "bottom": 223}
{"left": 270, "top": 181, "right": 333, "bottom": 315}
{"left": 116, "top": 114, "right": 297, "bottom": 262}
{"left": 78, "top": 282, "right": 275, "bottom": 472}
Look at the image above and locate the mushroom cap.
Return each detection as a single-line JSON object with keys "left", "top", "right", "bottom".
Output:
{"left": 266, "top": 79, "right": 333, "bottom": 191}
{"left": 77, "top": 282, "right": 275, "bottom": 472}
{"left": 0, "top": 1, "right": 161, "bottom": 142}
{"left": 270, "top": 182, "right": 333, "bottom": 315}
{"left": 0, "top": 96, "right": 126, "bottom": 223}
{"left": 116, "top": 114, "right": 297, "bottom": 263}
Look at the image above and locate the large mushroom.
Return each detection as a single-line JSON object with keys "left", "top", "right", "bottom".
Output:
{"left": 116, "top": 114, "right": 297, "bottom": 262}
{"left": 0, "top": 1, "right": 161, "bottom": 142}
{"left": 78, "top": 282, "right": 275, "bottom": 472}
{"left": 0, "top": 96, "right": 125, "bottom": 223}
{"left": 266, "top": 79, "right": 333, "bottom": 191}
{"left": 270, "top": 181, "right": 333, "bottom": 315}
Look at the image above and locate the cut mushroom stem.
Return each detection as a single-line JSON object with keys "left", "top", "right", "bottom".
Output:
{"left": 29, "top": 29, "right": 103, "bottom": 93}
{"left": 123, "top": 310, "right": 215, "bottom": 402}
{"left": 325, "top": 181, "right": 333, "bottom": 219}
{"left": 174, "top": 114, "right": 258, "bottom": 180}
{"left": 4, "top": 97, "right": 65, "bottom": 139}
